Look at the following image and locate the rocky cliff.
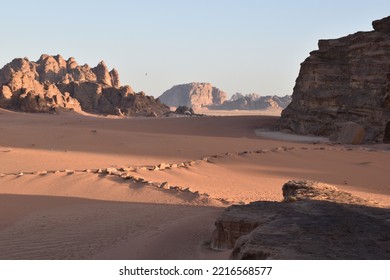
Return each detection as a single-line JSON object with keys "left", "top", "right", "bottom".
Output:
{"left": 211, "top": 180, "right": 390, "bottom": 259}
{"left": 158, "top": 82, "right": 227, "bottom": 108}
{"left": 279, "top": 16, "right": 390, "bottom": 143}
{"left": 0, "top": 55, "right": 169, "bottom": 116}
{"left": 210, "top": 93, "right": 291, "bottom": 110}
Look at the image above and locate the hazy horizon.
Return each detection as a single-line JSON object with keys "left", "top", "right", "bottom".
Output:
{"left": 1, "top": 0, "right": 389, "bottom": 98}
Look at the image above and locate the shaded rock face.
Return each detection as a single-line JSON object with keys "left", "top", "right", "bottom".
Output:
{"left": 210, "top": 93, "right": 291, "bottom": 110}
{"left": 279, "top": 16, "right": 390, "bottom": 143}
{"left": 211, "top": 180, "right": 390, "bottom": 259}
{"left": 158, "top": 82, "right": 227, "bottom": 108}
{"left": 0, "top": 55, "right": 169, "bottom": 116}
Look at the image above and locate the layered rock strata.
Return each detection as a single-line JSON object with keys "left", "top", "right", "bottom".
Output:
{"left": 0, "top": 55, "right": 169, "bottom": 116}
{"left": 279, "top": 16, "right": 390, "bottom": 143}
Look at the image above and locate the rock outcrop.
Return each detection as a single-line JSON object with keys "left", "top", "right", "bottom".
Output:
{"left": 211, "top": 180, "right": 390, "bottom": 259}
{"left": 210, "top": 93, "right": 291, "bottom": 110}
{"left": 0, "top": 55, "right": 170, "bottom": 116}
{"left": 158, "top": 82, "right": 227, "bottom": 108}
{"left": 279, "top": 16, "right": 390, "bottom": 143}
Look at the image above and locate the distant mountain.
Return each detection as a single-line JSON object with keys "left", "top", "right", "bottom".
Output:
{"left": 158, "top": 82, "right": 227, "bottom": 108}
{"left": 0, "top": 54, "right": 169, "bottom": 116}
{"left": 209, "top": 93, "right": 291, "bottom": 110}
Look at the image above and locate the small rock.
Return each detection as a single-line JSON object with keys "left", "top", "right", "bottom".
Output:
{"left": 65, "top": 169, "right": 74, "bottom": 175}
{"left": 137, "top": 167, "right": 148, "bottom": 171}
{"left": 104, "top": 167, "right": 118, "bottom": 175}
{"left": 158, "top": 163, "right": 170, "bottom": 170}
{"left": 160, "top": 182, "right": 170, "bottom": 189}
{"left": 134, "top": 177, "right": 145, "bottom": 182}
{"left": 148, "top": 111, "right": 158, "bottom": 117}
{"left": 121, "top": 173, "right": 133, "bottom": 180}
{"left": 122, "top": 167, "right": 136, "bottom": 172}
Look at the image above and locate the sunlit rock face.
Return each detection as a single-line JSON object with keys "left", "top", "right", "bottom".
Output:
{"left": 159, "top": 82, "right": 227, "bottom": 108}
{"left": 0, "top": 55, "right": 169, "bottom": 116}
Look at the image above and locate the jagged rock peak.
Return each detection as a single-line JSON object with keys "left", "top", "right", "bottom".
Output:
{"left": 110, "top": 68, "right": 120, "bottom": 87}
{"left": 279, "top": 16, "right": 390, "bottom": 143}
{"left": 92, "top": 60, "right": 113, "bottom": 86}
{"left": 158, "top": 82, "right": 227, "bottom": 108}
{"left": 372, "top": 15, "right": 390, "bottom": 33}
{"left": 0, "top": 55, "right": 120, "bottom": 87}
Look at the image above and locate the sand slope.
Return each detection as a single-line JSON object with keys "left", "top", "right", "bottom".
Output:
{"left": 0, "top": 108, "right": 389, "bottom": 259}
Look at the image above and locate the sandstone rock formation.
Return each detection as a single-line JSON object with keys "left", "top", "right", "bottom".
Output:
{"left": 210, "top": 93, "right": 291, "bottom": 110}
{"left": 158, "top": 82, "right": 227, "bottom": 108}
{"left": 0, "top": 55, "right": 170, "bottom": 116}
{"left": 279, "top": 16, "right": 390, "bottom": 143}
{"left": 211, "top": 180, "right": 390, "bottom": 259}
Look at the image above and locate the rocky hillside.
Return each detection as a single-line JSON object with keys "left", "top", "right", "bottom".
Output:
{"left": 0, "top": 55, "right": 169, "bottom": 116}
{"left": 158, "top": 82, "right": 227, "bottom": 108}
{"left": 210, "top": 93, "right": 291, "bottom": 110}
{"left": 279, "top": 16, "right": 390, "bottom": 143}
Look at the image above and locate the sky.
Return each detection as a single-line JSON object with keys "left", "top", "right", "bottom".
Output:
{"left": 0, "top": 0, "right": 389, "bottom": 98}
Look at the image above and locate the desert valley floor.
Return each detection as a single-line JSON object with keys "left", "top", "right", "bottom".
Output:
{"left": 0, "top": 108, "right": 389, "bottom": 259}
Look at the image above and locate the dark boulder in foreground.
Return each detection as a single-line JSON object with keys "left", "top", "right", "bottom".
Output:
{"left": 211, "top": 180, "right": 390, "bottom": 259}
{"left": 0, "top": 55, "right": 170, "bottom": 116}
{"left": 279, "top": 16, "right": 390, "bottom": 143}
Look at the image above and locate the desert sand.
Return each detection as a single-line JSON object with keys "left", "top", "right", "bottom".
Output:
{"left": 0, "top": 108, "right": 389, "bottom": 259}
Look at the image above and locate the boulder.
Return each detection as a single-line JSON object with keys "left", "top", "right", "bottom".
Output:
{"left": 337, "top": 121, "right": 366, "bottom": 144}
{"left": 211, "top": 180, "right": 390, "bottom": 259}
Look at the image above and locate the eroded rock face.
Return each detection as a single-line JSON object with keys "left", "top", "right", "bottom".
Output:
{"left": 158, "top": 82, "right": 227, "bottom": 108}
{"left": 211, "top": 180, "right": 390, "bottom": 259}
{"left": 279, "top": 16, "right": 390, "bottom": 143}
{"left": 0, "top": 55, "right": 169, "bottom": 116}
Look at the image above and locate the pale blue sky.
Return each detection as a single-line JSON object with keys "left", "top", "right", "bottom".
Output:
{"left": 0, "top": 0, "right": 389, "bottom": 97}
